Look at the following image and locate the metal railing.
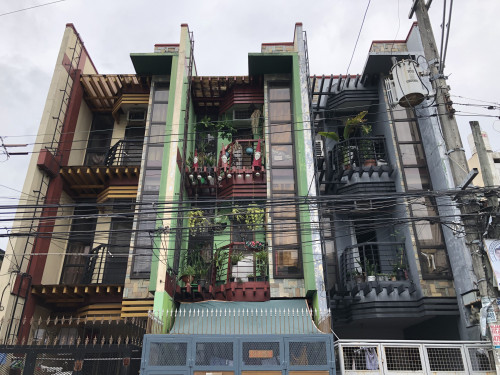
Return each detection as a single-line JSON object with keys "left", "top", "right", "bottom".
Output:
{"left": 104, "top": 139, "right": 143, "bottom": 166}
{"left": 340, "top": 242, "right": 408, "bottom": 286}
{"left": 61, "top": 244, "right": 127, "bottom": 285}
{"left": 218, "top": 138, "right": 264, "bottom": 172}
{"left": 332, "top": 136, "right": 388, "bottom": 175}
{"left": 335, "top": 340, "right": 495, "bottom": 374}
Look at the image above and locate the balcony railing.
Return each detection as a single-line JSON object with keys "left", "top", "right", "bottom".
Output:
{"left": 61, "top": 244, "right": 127, "bottom": 285}
{"left": 332, "top": 136, "right": 391, "bottom": 178}
{"left": 340, "top": 242, "right": 408, "bottom": 287}
{"left": 185, "top": 139, "right": 266, "bottom": 197}
{"left": 335, "top": 340, "right": 495, "bottom": 374}
{"left": 104, "top": 139, "right": 143, "bottom": 166}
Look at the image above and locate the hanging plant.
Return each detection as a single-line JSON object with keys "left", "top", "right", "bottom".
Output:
{"left": 245, "top": 241, "right": 265, "bottom": 250}
{"left": 188, "top": 209, "right": 209, "bottom": 235}
{"left": 232, "top": 204, "right": 265, "bottom": 231}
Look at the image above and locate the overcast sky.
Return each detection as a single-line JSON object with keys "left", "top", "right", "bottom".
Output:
{"left": 1, "top": 0, "right": 499, "bottom": 249}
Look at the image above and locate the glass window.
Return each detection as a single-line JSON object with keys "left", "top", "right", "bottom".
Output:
{"left": 419, "top": 248, "right": 451, "bottom": 277}
{"left": 269, "top": 87, "right": 290, "bottom": 101}
{"left": 154, "top": 88, "right": 169, "bottom": 102}
{"left": 271, "top": 145, "right": 294, "bottom": 167}
{"left": 271, "top": 169, "right": 295, "bottom": 191}
{"left": 394, "top": 121, "right": 420, "bottom": 142}
{"left": 275, "top": 249, "right": 300, "bottom": 274}
{"left": 400, "top": 144, "right": 426, "bottom": 165}
{"left": 143, "top": 170, "right": 161, "bottom": 192}
{"left": 269, "top": 102, "right": 292, "bottom": 123}
{"left": 404, "top": 167, "right": 430, "bottom": 190}
{"left": 146, "top": 146, "right": 163, "bottom": 167}
{"left": 149, "top": 124, "right": 165, "bottom": 145}
{"left": 152, "top": 103, "right": 168, "bottom": 122}
{"left": 273, "top": 219, "right": 298, "bottom": 246}
{"left": 270, "top": 123, "right": 293, "bottom": 144}
{"left": 410, "top": 197, "right": 438, "bottom": 217}
{"left": 414, "top": 221, "right": 443, "bottom": 246}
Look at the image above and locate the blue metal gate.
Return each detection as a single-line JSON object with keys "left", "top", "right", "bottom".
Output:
{"left": 141, "top": 334, "right": 335, "bottom": 375}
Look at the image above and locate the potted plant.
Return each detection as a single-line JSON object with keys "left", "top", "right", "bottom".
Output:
{"left": 351, "top": 269, "right": 365, "bottom": 284}
{"left": 188, "top": 209, "right": 209, "bottom": 235}
{"left": 179, "top": 265, "right": 196, "bottom": 286}
{"left": 231, "top": 250, "right": 245, "bottom": 265}
{"left": 247, "top": 274, "right": 256, "bottom": 282}
{"left": 365, "top": 260, "right": 378, "bottom": 282}
{"left": 255, "top": 250, "right": 269, "bottom": 281}
{"left": 213, "top": 247, "right": 228, "bottom": 285}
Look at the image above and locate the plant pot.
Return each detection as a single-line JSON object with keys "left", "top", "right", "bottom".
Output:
{"left": 197, "top": 279, "right": 206, "bottom": 288}
{"left": 247, "top": 276, "right": 256, "bottom": 282}
{"left": 256, "top": 276, "right": 266, "bottom": 282}
{"left": 363, "top": 159, "right": 377, "bottom": 167}
{"left": 181, "top": 275, "right": 194, "bottom": 285}
{"left": 367, "top": 275, "right": 376, "bottom": 282}
{"left": 354, "top": 275, "right": 365, "bottom": 283}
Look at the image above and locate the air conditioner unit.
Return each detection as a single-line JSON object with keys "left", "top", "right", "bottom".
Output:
{"left": 127, "top": 110, "right": 146, "bottom": 122}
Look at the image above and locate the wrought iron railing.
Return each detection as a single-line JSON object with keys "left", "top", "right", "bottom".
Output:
{"left": 104, "top": 139, "right": 143, "bottom": 166}
{"left": 219, "top": 242, "right": 269, "bottom": 285}
{"left": 340, "top": 242, "right": 408, "bottom": 286}
{"left": 332, "top": 136, "right": 388, "bottom": 175}
{"left": 61, "top": 244, "right": 127, "bottom": 285}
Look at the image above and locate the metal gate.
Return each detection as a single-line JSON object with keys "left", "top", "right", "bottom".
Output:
{"left": 0, "top": 345, "right": 141, "bottom": 375}
{"left": 141, "top": 334, "right": 335, "bottom": 375}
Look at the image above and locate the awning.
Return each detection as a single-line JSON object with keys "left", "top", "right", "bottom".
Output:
{"left": 169, "top": 299, "right": 324, "bottom": 335}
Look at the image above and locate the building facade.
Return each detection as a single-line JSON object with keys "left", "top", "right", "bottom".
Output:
{"left": 0, "top": 21, "right": 495, "bottom": 375}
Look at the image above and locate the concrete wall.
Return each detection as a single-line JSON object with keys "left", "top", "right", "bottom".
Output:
{"left": 67, "top": 99, "right": 92, "bottom": 165}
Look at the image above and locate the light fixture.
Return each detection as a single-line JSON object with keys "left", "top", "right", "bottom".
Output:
{"left": 189, "top": 174, "right": 194, "bottom": 181}
{"left": 207, "top": 175, "right": 213, "bottom": 181}
{"left": 227, "top": 173, "right": 232, "bottom": 179}
{"left": 197, "top": 174, "right": 202, "bottom": 180}
{"left": 218, "top": 175, "right": 223, "bottom": 182}
{"left": 245, "top": 173, "right": 251, "bottom": 178}
{"left": 255, "top": 172, "right": 260, "bottom": 177}
{"left": 237, "top": 173, "right": 243, "bottom": 179}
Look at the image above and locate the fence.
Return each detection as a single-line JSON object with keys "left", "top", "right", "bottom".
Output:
{"left": 335, "top": 340, "right": 496, "bottom": 374}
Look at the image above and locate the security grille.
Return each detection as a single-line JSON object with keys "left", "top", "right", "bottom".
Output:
{"left": 34, "top": 353, "right": 74, "bottom": 375}
{"left": 195, "top": 342, "right": 233, "bottom": 366}
{"left": 0, "top": 353, "right": 25, "bottom": 375}
{"left": 384, "top": 346, "right": 422, "bottom": 371}
{"left": 341, "top": 346, "right": 379, "bottom": 371}
{"left": 289, "top": 341, "right": 327, "bottom": 366}
{"left": 149, "top": 342, "right": 188, "bottom": 366}
{"left": 426, "top": 347, "right": 465, "bottom": 372}
{"left": 468, "top": 347, "right": 494, "bottom": 372}
{"left": 242, "top": 341, "right": 280, "bottom": 366}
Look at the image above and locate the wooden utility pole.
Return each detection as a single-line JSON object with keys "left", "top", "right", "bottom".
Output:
{"left": 410, "top": 0, "right": 500, "bottom": 368}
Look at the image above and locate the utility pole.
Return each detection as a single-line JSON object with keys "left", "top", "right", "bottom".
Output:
{"left": 410, "top": 0, "right": 500, "bottom": 369}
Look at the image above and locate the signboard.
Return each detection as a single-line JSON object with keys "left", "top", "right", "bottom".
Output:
{"left": 249, "top": 350, "right": 274, "bottom": 358}
{"left": 485, "top": 239, "right": 500, "bottom": 289}
{"left": 490, "top": 324, "right": 500, "bottom": 348}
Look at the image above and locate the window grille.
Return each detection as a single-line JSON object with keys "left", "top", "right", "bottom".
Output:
{"left": 149, "top": 342, "right": 187, "bottom": 366}
{"left": 384, "top": 346, "right": 422, "bottom": 371}
{"left": 289, "top": 341, "right": 327, "bottom": 366}
{"left": 426, "top": 347, "right": 464, "bottom": 372}
{"left": 195, "top": 342, "right": 233, "bottom": 366}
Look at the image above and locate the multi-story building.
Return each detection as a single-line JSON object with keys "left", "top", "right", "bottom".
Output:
{"left": 315, "top": 22, "right": 482, "bottom": 341}
{"left": 0, "top": 21, "right": 496, "bottom": 375}
{"left": 467, "top": 131, "right": 500, "bottom": 187}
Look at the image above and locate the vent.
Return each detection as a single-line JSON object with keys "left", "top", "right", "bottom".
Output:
{"left": 315, "top": 140, "right": 325, "bottom": 158}
{"left": 127, "top": 110, "right": 146, "bottom": 122}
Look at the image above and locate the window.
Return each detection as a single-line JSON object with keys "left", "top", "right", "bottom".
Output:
{"left": 268, "top": 82, "right": 302, "bottom": 278}
{"left": 84, "top": 114, "right": 114, "bottom": 165}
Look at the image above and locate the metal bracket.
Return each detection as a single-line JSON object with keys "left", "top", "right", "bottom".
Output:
{"left": 430, "top": 73, "right": 447, "bottom": 81}
{"left": 446, "top": 147, "right": 465, "bottom": 155}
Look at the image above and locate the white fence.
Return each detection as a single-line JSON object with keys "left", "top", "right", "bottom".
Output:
{"left": 335, "top": 340, "right": 495, "bottom": 375}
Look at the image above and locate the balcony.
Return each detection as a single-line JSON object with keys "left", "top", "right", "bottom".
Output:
{"left": 166, "top": 242, "right": 269, "bottom": 302}
{"left": 185, "top": 138, "right": 266, "bottom": 198}
{"left": 338, "top": 242, "right": 413, "bottom": 295}
{"left": 332, "top": 137, "right": 395, "bottom": 195}
{"left": 31, "top": 245, "right": 126, "bottom": 305}
{"left": 59, "top": 139, "right": 141, "bottom": 201}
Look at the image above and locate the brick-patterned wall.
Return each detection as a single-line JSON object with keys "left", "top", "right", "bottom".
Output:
{"left": 261, "top": 44, "right": 294, "bottom": 53}
{"left": 370, "top": 42, "right": 408, "bottom": 53}
{"left": 270, "top": 279, "right": 306, "bottom": 298}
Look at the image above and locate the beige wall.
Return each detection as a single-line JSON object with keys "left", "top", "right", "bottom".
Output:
{"left": 67, "top": 100, "right": 92, "bottom": 165}
{"left": 41, "top": 191, "right": 74, "bottom": 284}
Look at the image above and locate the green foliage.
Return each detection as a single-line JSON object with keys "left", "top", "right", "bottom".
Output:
{"left": 197, "top": 116, "right": 236, "bottom": 141}
{"left": 318, "top": 111, "right": 369, "bottom": 142}
{"left": 188, "top": 209, "right": 209, "bottom": 235}
{"left": 213, "top": 247, "right": 228, "bottom": 282}
{"left": 255, "top": 250, "right": 269, "bottom": 277}
{"left": 232, "top": 204, "right": 265, "bottom": 230}
{"left": 230, "top": 251, "right": 245, "bottom": 265}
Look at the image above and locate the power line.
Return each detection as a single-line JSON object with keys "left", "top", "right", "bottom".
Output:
{"left": 0, "top": 0, "right": 67, "bottom": 17}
